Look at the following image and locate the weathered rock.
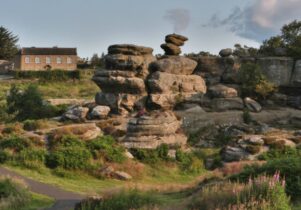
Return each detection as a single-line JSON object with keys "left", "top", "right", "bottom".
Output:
{"left": 63, "top": 106, "right": 89, "bottom": 122}
{"left": 244, "top": 97, "right": 262, "bottom": 112}
{"left": 123, "top": 111, "right": 187, "bottom": 149}
{"left": 257, "top": 57, "right": 294, "bottom": 86}
{"left": 210, "top": 97, "right": 244, "bottom": 111}
{"left": 239, "top": 135, "right": 264, "bottom": 146}
{"left": 113, "top": 171, "right": 132, "bottom": 180}
{"left": 92, "top": 76, "right": 146, "bottom": 94}
{"left": 108, "top": 44, "right": 153, "bottom": 55}
{"left": 221, "top": 146, "right": 249, "bottom": 162}
{"left": 49, "top": 123, "right": 102, "bottom": 141}
{"left": 219, "top": 48, "right": 233, "bottom": 57}
{"left": 291, "top": 60, "right": 301, "bottom": 86}
{"left": 165, "top": 34, "right": 188, "bottom": 42}
{"left": 165, "top": 36, "right": 185, "bottom": 46}
{"left": 149, "top": 93, "right": 204, "bottom": 110}
{"left": 95, "top": 92, "right": 147, "bottom": 114}
{"left": 274, "top": 48, "right": 287, "bottom": 56}
{"left": 208, "top": 84, "right": 238, "bottom": 98}
{"left": 45, "top": 99, "right": 93, "bottom": 106}
{"left": 148, "top": 71, "right": 206, "bottom": 94}
{"left": 150, "top": 56, "right": 197, "bottom": 75}
{"left": 89, "top": 106, "right": 111, "bottom": 119}
{"left": 287, "top": 96, "right": 301, "bottom": 109}
{"left": 161, "top": 43, "right": 181, "bottom": 55}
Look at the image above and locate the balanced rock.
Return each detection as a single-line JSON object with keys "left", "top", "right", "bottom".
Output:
{"left": 108, "top": 44, "right": 153, "bottom": 55}
{"left": 161, "top": 43, "right": 181, "bottom": 56}
{"left": 123, "top": 111, "right": 187, "bottom": 149}
{"left": 149, "top": 56, "right": 197, "bottom": 75}
{"left": 165, "top": 34, "right": 188, "bottom": 46}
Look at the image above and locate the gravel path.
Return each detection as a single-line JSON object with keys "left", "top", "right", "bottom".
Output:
{"left": 0, "top": 166, "right": 84, "bottom": 210}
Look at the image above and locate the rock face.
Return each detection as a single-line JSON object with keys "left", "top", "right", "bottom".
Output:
{"left": 219, "top": 48, "right": 233, "bottom": 57}
{"left": 123, "top": 111, "right": 187, "bottom": 149}
{"left": 257, "top": 57, "right": 294, "bottom": 86}
{"left": 291, "top": 60, "right": 301, "bottom": 87}
{"left": 93, "top": 44, "right": 156, "bottom": 115}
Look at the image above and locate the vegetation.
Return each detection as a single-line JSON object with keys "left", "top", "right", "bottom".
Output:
{"left": 75, "top": 190, "right": 161, "bottom": 210}
{"left": 260, "top": 20, "right": 301, "bottom": 58}
{"left": 6, "top": 84, "right": 63, "bottom": 120}
{"left": 238, "top": 63, "right": 276, "bottom": 98}
{"left": 0, "top": 26, "right": 19, "bottom": 60}
{"left": 0, "top": 177, "right": 53, "bottom": 210}
{"left": 231, "top": 157, "right": 301, "bottom": 199}
{"left": 190, "top": 173, "right": 291, "bottom": 210}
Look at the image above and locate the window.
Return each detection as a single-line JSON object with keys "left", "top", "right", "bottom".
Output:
{"left": 25, "top": 56, "right": 30, "bottom": 64}
{"left": 46, "top": 57, "right": 51, "bottom": 64}
{"left": 35, "top": 57, "right": 40, "bottom": 64}
{"left": 56, "top": 57, "right": 62, "bottom": 64}
{"left": 67, "top": 57, "right": 72, "bottom": 64}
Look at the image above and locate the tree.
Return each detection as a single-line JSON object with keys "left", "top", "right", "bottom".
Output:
{"left": 0, "top": 26, "right": 19, "bottom": 60}
{"left": 259, "top": 20, "right": 301, "bottom": 58}
{"left": 90, "top": 53, "right": 103, "bottom": 68}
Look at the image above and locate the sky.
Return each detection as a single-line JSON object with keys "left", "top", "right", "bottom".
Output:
{"left": 1, "top": 0, "right": 301, "bottom": 58}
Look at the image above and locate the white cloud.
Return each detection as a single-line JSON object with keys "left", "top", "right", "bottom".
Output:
{"left": 204, "top": 0, "right": 301, "bottom": 41}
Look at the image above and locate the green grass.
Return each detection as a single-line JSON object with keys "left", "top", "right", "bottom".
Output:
{"left": 0, "top": 78, "right": 99, "bottom": 103}
{"left": 19, "top": 192, "right": 54, "bottom": 210}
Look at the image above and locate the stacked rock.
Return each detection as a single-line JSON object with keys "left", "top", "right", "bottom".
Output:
{"left": 147, "top": 34, "right": 207, "bottom": 109}
{"left": 161, "top": 34, "right": 188, "bottom": 56}
{"left": 93, "top": 44, "right": 156, "bottom": 115}
{"left": 123, "top": 111, "right": 187, "bottom": 149}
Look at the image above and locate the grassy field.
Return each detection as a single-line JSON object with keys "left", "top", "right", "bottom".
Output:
{"left": 0, "top": 77, "right": 99, "bottom": 104}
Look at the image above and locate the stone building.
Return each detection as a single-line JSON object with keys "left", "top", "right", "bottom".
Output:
{"left": 13, "top": 47, "right": 77, "bottom": 71}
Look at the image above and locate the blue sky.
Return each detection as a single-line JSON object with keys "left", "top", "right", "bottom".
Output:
{"left": 1, "top": 0, "right": 301, "bottom": 58}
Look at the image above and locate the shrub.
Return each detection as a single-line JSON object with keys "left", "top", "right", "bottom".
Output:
{"left": 6, "top": 84, "right": 60, "bottom": 120}
{"left": 239, "top": 63, "right": 276, "bottom": 98}
{"left": 48, "top": 135, "right": 84, "bottom": 151}
{"left": 0, "top": 135, "right": 31, "bottom": 152}
{"left": 242, "top": 109, "right": 252, "bottom": 124}
{"left": 87, "top": 136, "right": 126, "bottom": 163}
{"left": 46, "top": 146, "right": 92, "bottom": 170}
{"left": 0, "top": 178, "right": 31, "bottom": 210}
{"left": 190, "top": 173, "right": 291, "bottom": 210}
{"left": 13, "top": 69, "right": 81, "bottom": 81}
{"left": 231, "top": 157, "right": 301, "bottom": 198}
{"left": 75, "top": 190, "right": 161, "bottom": 210}
{"left": 258, "top": 147, "right": 301, "bottom": 161}
{"left": 23, "top": 120, "right": 40, "bottom": 131}
{"left": 0, "top": 150, "right": 9, "bottom": 163}
{"left": 176, "top": 150, "right": 204, "bottom": 174}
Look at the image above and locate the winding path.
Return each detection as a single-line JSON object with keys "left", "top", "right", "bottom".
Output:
{"left": 0, "top": 166, "right": 84, "bottom": 210}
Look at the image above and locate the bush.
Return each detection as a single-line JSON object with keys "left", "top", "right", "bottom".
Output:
{"left": 258, "top": 147, "right": 301, "bottom": 161}
{"left": 239, "top": 63, "right": 276, "bottom": 98}
{"left": 87, "top": 136, "right": 126, "bottom": 163}
{"left": 6, "top": 84, "right": 60, "bottom": 120}
{"left": 190, "top": 173, "right": 291, "bottom": 210}
{"left": 176, "top": 150, "right": 204, "bottom": 174}
{"left": 13, "top": 69, "right": 81, "bottom": 81}
{"left": 242, "top": 109, "right": 252, "bottom": 124}
{"left": 0, "top": 135, "right": 31, "bottom": 152}
{"left": 0, "top": 178, "right": 31, "bottom": 210}
{"left": 231, "top": 157, "right": 301, "bottom": 198}
{"left": 46, "top": 146, "right": 92, "bottom": 170}
{"left": 48, "top": 135, "right": 85, "bottom": 151}
{"left": 75, "top": 190, "right": 161, "bottom": 210}
{"left": 23, "top": 120, "right": 39, "bottom": 131}
{"left": 0, "top": 150, "right": 9, "bottom": 163}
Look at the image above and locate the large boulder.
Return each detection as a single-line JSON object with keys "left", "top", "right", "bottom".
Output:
{"left": 62, "top": 106, "right": 89, "bottom": 122}
{"left": 123, "top": 111, "right": 187, "bottom": 149}
{"left": 150, "top": 56, "right": 197, "bottom": 75}
{"left": 92, "top": 76, "right": 146, "bottom": 94}
{"left": 244, "top": 97, "right": 262, "bottom": 112}
{"left": 89, "top": 106, "right": 111, "bottom": 119}
{"left": 221, "top": 146, "right": 249, "bottom": 162}
{"left": 208, "top": 84, "right": 238, "bottom": 98}
{"left": 148, "top": 71, "right": 206, "bottom": 94}
{"left": 210, "top": 97, "right": 244, "bottom": 112}
{"left": 257, "top": 57, "right": 294, "bottom": 86}
{"left": 219, "top": 48, "right": 233, "bottom": 57}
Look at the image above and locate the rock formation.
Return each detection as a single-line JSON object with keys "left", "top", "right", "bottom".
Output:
{"left": 161, "top": 34, "right": 188, "bottom": 56}
{"left": 93, "top": 44, "right": 156, "bottom": 115}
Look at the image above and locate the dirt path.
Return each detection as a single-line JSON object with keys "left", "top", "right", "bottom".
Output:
{"left": 0, "top": 166, "right": 84, "bottom": 210}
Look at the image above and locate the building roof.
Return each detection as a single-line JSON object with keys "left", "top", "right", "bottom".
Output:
{"left": 20, "top": 47, "right": 77, "bottom": 55}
